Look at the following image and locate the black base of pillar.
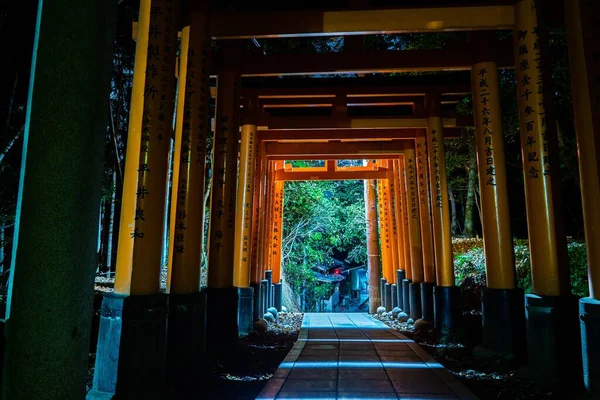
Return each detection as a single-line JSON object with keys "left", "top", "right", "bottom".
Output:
{"left": 273, "top": 283, "right": 283, "bottom": 311}
{"left": 238, "top": 287, "right": 254, "bottom": 336}
{"left": 434, "top": 286, "right": 463, "bottom": 343}
{"left": 409, "top": 282, "right": 422, "bottom": 320}
{"left": 391, "top": 284, "right": 398, "bottom": 310}
{"left": 402, "top": 279, "right": 411, "bottom": 314}
{"left": 261, "top": 280, "right": 268, "bottom": 315}
{"left": 89, "top": 293, "right": 170, "bottom": 400}
{"left": 206, "top": 287, "right": 239, "bottom": 360}
{"left": 265, "top": 271, "right": 273, "bottom": 309}
{"left": 525, "top": 294, "right": 581, "bottom": 389}
{"left": 396, "top": 270, "right": 406, "bottom": 310}
{"left": 166, "top": 290, "right": 208, "bottom": 394}
{"left": 251, "top": 282, "right": 262, "bottom": 321}
{"left": 384, "top": 283, "right": 392, "bottom": 312}
{"left": 421, "top": 282, "right": 434, "bottom": 321}
{"left": 581, "top": 297, "right": 600, "bottom": 396}
{"left": 380, "top": 278, "right": 387, "bottom": 308}
{"left": 480, "top": 287, "right": 526, "bottom": 359}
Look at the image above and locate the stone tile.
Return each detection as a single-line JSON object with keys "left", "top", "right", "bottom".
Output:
{"left": 257, "top": 378, "right": 286, "bottom": 399}
{"left": 304, "top": 344, "right": 340, "bottom": 351}
{"left": 339, "top": 354, "right": 381, "bottom": 362}
{"left": 338, "top": 379, "right": 395, "bottom": 393}
{"left": 338, "top": 368, "right": 388, "bottom": 381}
{"left": 273, "top": 368, "right": 292, "bottom": 379}
{"left": 288, "top": 368, "right": 337, "bottom": 380}
{"left": 389, "top": 370, "right": 453, "bottom": 395}
{"left": 337, "top": 392, "right": 399, "bottom": 399}
{"left": 374, "top": 343, "right": 411, "bottom": 351}
{"left": 339, "top": 350, "right": 379, "bottom": 357}
{"left": 280, "top": 379, "right": 337, "bottom": 392}
{"left": 302, "top": 349, "right": 339, "bottom": 355}
{"left": 276, "top": 392, "right": 337, "bottom": 399}
{"left": 379, "top": 355, "right": 423, "bottom": 363}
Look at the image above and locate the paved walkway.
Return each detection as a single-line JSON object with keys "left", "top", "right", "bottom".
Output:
{"left": 257, "top": 313, "right": 478, "bottom": 400}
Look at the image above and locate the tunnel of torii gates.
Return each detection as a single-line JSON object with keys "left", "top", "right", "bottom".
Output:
{"left": 4, "top": 0, "right": 600, "bottom": 399}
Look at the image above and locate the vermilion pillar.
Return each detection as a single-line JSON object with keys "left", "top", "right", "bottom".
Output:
{"left": 398, "top": 156, "right": 413, "bottom": 315}
{"left": 391, "top": 159, "right": 407, "bottom": 309}
{"left": 514, "top": 0, "right": 579, "bottom": 386}
{"left": 426, "top": 93, "right": 462, "bottom": 341}
{"left": 271, "top": 178, "right": 285, "bottom": 311}
{"left": 206, "top": 43, "right": 241, "bottom": 354}
{"left": 234, "top": 97, "right": 259, "bottom": 332}
{"left": 565, "top": 1, "right": 600, "bottom": 392}
{"left": 365, "top": 179, "right": 382, "bottom": 314}
{"left": 377, "top": 176, "right": 391, "bottom": 309}
{"left": 416, "top": 136, "right": 435, "bottom": 322}
{"left": 92, "top": 0, "right": 179, "bottom": 396}
{"left": 472, "top": 58, "right": 524, "bottom": 358}
{"left": 404, "top": 142, "right": 424, "bottom": 321}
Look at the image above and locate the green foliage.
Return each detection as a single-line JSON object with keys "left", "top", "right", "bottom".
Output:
{"left": 454, "top": 240, "right": 589, "bottom": 298}
{"left": 282, "top": 176, "right": 367, "bottom": 311}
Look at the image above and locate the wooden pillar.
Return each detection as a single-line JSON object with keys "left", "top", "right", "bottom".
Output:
{"left": 565, "top": 1, "right": 600, "bottom": 393}
{"left": 114, "top": 0, "right": 179, "bottom": 296}
{"left": 206, "top": 42, "right": 241, "bottom": 351}
{"left": 472, "top": 58, "right": 525, "bottom": 357}
{"left": 91, "top": 0, "right": 179, "bottom": 396}
{"left": 427, "top": 92, "right": 462, "bottom": 341}
{"left": 168, "top": 12, "right": 210, "bottom": 295}
{"left": 398, "top": 157, "right": 412, "bottom": 281}
{"left": 1, "top": 0, "right": 115, "bottom": 397}
{"left": 514, "top": 0, "right": 579, "bottom": 386}
{"left": 415, "top": 136, "right": 436, "bottom": 285}
{"left": 391, "top": 160, "right": 406, "bottom": 274}
{"left": 365, "top": 180, "right": 382, "bottom": 314}
{"left": 165, "top": 11, "right": 211, "bottom": 387}
{"left": 416, "top": 136, "right": 436, "bottom": 321}
{"left": 377, "top": 177, "right": 390, "bottom": 282}
{"left": 383, "top": 165, "right": 397, "bottom": 284}
{"left": 234, "top": 97, "right": 259, "bottom": 289}
{"left": 271, "top": 179, "right": 285, "bottom": 285}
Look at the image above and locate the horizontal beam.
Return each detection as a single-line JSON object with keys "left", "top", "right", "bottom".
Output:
{"left": 246, "top": 84, "right": 471, "bottom": 98}
{"left": 275, "top": 169, "right": 390, "bottom": 181}
{"left": 260, "top": 128, "right": 462, "bottom": 141}
{"left": 209, "top": 6, "right": 515, "bottom": 39}
{"left": 259, "top": 117, "right": 472, "bottom": 130}
{"left": 225, "top": 45, "right": 514, "bottom": 77}
{"left": 265, "top": 141, "right": 405, "bottom": 158}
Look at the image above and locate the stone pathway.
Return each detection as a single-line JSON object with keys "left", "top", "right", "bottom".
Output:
{"left": 256, "top": 313, "right": 478, "bottom": 400}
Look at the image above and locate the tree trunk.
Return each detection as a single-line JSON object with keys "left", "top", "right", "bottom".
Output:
{"left": 364, "top": 179, "right": 381, "bottom": 313}
{"left": 448, "top": 185, "right": 460, "bottom": 235}
{"left": 464, "top": 157, "right": 477, "bottom": 237}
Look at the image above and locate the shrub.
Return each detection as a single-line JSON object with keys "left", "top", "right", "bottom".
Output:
{"left": 454, "top": 240, "right": 589, "bottom": 299}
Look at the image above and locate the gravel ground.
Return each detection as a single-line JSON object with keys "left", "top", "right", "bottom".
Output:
{"left": 373, "top": 312, "right": 589, "bottom": 400}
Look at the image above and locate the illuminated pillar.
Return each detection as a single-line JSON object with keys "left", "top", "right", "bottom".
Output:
{"left": 384, "top": 164, "right": 398, "bottom": 285}
{"left": 377, "top": 177, "right": 390, "bottom": 309}
{"left": 91, "top": 0, "right": 179, "bottom": 397}
{"left": 404, "top": 142, "right": 424, "bottom": 321}
{"left": 251, "top": 142, "right": 267, "bottom": 320}
{"left": 514, "top": 0, "right": 579, "bottom": 386}
{"left": 0, "top": 0, "right": 115, "bottom": 397}
{"left": 565, "top": 0, "right": 600, "bottom": 393}
{"left": 427, "top": 93, "right": 462, "bottom": 341}
{"left": 471, "top": 60, "right": 524, "bottom": 357}
{"left": 165, "top": 13, "right": 211, "bottom": 390}
{"left": 206, "top": 43, "right": 241, "bottom": 354}
{"left": 391, "top": 160, "right": 406, "bottom": 310}
{"left": 365, "top": 180, "right": 382, "bottom": 313}
{"left": 416, "top": 136, "right": 435, "bottom": 322}
{"left": 234, "top": 97, "right": 258, "bottom": 333}
{"left": 271, "top": 179, "right": 285, "bottom": 311}
{"left": 398, "top": 157, "right": 412, "bottom": 315}
{"left": 387, "top": 162, "right": 401, "bottom": 310}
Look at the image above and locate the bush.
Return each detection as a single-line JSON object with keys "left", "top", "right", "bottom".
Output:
{"left": 454, "top": 239, "right": 590, "bottom": 299}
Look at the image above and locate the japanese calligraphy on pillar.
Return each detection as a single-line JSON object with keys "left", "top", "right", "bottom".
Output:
{"left": 382, "top": 179, "right": 390, "bottom": 252}
{"left": 388, "top": 169, "right": 398, "bottom": 242}
{"left": 416, "top": 138, "right": 430, "bottom": 209}
{"left": 407, "top": 156, "right": 419, "bottom": 219}
{"left": 475, "top": 66, "right": 497, "bottom": 186}
{"left": 515, "top": 0, "right": 551, "bottom": 180}
{"left": 428, "top": 128, "right": 443, "bottom": 208}
{"left": 271, "top": 181, "right": 284, "bottom": 261}
{"left": 241, "top": 127, "right": 256, "bottom": 264}
{"left": 133, "top": 0, "right": 177, "bottom": 242}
